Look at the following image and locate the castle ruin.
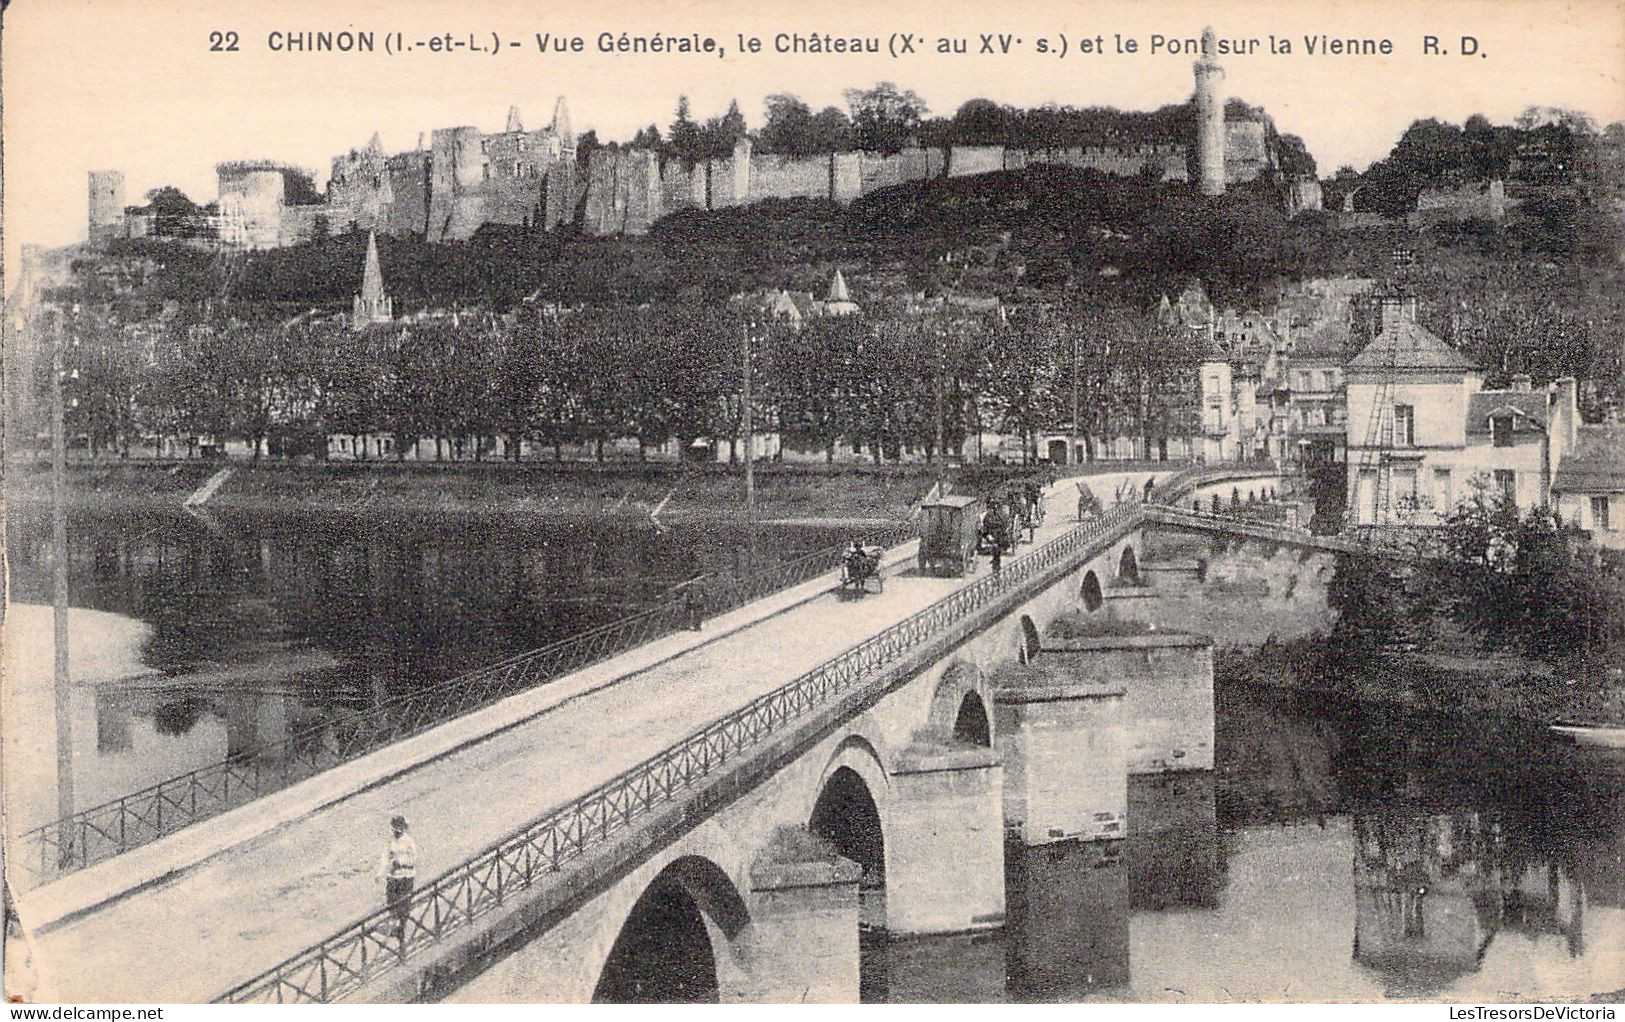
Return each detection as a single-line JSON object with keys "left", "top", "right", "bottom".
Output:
{"left": 90, "top": 43, "right": 1283, "bottom": 246}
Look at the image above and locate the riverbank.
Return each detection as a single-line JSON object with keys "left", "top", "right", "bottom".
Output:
{"left": 1218, "top": 636, "right": 1625, "bottom": 728}
{"left": 2, "top": 458, "right": 1178, "bottom": 520}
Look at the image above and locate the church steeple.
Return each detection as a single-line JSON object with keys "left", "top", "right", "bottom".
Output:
{"left": 352, "top": 231, "right": 393, "bottom": 329}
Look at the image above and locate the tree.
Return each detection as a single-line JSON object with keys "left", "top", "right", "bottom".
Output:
{"left": 1328, "top": 551, "right": 1408, "bottom": 650}
{"left": 1417, "top": 481, "right": 1621, "bottom": 663}
{"left": 669, "top": 96, "right": 703, "bottom": 164}
{"left": 630, "top": 124, "right": 662, "bottom": 150}
{"left": 843, "top": 82, "right": 929, "bottom": 154}
{"left": 576, "top": 128, "right": 603, "bottom": 163}
{"left": 809, "top": 106, "right": 854, "bottom": 152}
{"left": 1515, "top": 106, "right": 1598, "bottom": 135}
{"left": 760, "top": 94, "right": 817, "bottom": 156}
{"left": 950, "top": 99, "right": 1011, "bottom": 145}
{"left": 144, "top": 186, "right": 211, "bottom": 238}
{"left": 700, "top": 99, "right": 749, "bottom": 160}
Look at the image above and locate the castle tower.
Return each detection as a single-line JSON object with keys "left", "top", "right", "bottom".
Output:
{"left": 88, "top": 170, "right": 125, "bottom": 244}
{"left": 1193, "top": 26, "right": 1227, "bottom": 196}
{"left": 352, "top": 231, "right": 393, "bottom": 329}
{"left": 550, "top": 96, "right": 574, "bottom": 149}
{"left": 505, "top": 105, "right": 524, "bottom": 134}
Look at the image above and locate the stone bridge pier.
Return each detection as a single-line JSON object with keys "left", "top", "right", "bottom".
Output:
{"left": 430, "top": 526, "right": 1221, "bottom": 1005}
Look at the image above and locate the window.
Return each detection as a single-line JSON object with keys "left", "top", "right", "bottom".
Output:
{"left": 1393, "top": 404, "right": 1415, "bottom": 446}
{"left": 1395, "top": 469, "right": 1419, "bottom": 508}
{"left": 1298, "top": 371, "right": 1312, "bottom": 391}
{"left": 1592, "top": 496, "right": 1612, "bottom": 530}
{"left": 1492, "top": 415, "right": 1514, "bottom": 447}
{"left": 1495, "top": 470, "right": 1517, "bottom": 504}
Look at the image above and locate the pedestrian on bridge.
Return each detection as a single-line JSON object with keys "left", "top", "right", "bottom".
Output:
{"left": 377, "top": 814, "right": 419, "bottom": 948}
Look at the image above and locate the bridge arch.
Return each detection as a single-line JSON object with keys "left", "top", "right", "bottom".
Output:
{"left": 592, "top": 855, "right": 749, "bottom": 1003}
{"left": 1117, "top": 545, "right": 1140, "bottom": 585}
{"left": 953, "top": 692, "right": 991, "bottom": 747}
{"left": 1081, "top": 570, "right": 1103, "bottom": 612}
{"left": 811, "top": 750, "right": 888, "bottom": 888}
{"left": 926, "top": 662, "right": 994, "bottom": 747}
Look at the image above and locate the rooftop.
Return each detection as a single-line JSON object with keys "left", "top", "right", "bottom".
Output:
{"left": 1348, "top": 319, "right": 1478, "bottom": 374}
{"left": 1466, "top": 390, "right": 1549, "bottom": 434}
{"left": 1554, "top": 424, "right": 1625, "bottom": 492}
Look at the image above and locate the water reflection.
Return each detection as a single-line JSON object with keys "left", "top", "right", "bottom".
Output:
{"left": 862, "top": 685, "right": 1623, "bottom": 1003}
{"left": 4, "top": 504, "right": 850, "bottom": 827}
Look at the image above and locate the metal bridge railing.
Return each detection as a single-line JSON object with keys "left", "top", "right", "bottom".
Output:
{"left": 217, "top": 502, "right": 1141, "bottom": 1004}
{"left": 15, "top": 521, "right": 918, "bottom": 890}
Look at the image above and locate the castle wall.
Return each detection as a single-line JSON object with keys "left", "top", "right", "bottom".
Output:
{"left": 947, "top": 145, "right": 1007, "bottom": 177}
{"left": 832, "top": 152, "right": 862, "bottom": 204}
{"left": 1223, "top": 121, "right": 1275, "bottom": 184}
{"left": 1409, "top": 179, "right": 1510, "bottom": 225}
{"left": 541, "top": 160, "right": 578, "bottom": 231}
{"left": 217, "top": 170, "right": 286, "bottom": 249}
{"left": 427, "top": 127, "right": 487, "bottom": 241}
{"left": 660, "top": 159, "right": 706, "bottom": 213}
{"left": 582, "top": 148, "right": 664, "bottom": 235}
{"left": 278, "top": 205, "right": 325, "bottom": 246}
{"left": 748, "top": 153, "right": 834, "bottom": 202}
{"left": 328, "top": 144, "right": 390, "bottom": 233}
{"left": 1286, "top": 177, "right": 1325, "bottom": 217}
{"left": 384, "top": 153, "right": 430, "bottom": 236}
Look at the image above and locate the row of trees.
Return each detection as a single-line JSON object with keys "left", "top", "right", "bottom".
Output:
{"left": 616, "top": 88, "right": 1314, "bottom": 170}
{"left": 45, "top": 300, "right": 1204, "bottom": 465}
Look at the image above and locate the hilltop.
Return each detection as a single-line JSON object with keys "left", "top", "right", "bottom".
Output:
{"left": 95, "top": 161, "right": 1617, "bottom": 317}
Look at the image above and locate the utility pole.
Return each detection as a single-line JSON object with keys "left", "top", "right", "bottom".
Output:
{"left": 50, "top": 307, "right": 75, "bottom": 860}
{"left": 934, "top": 326, "right": 945, "bottom": 469}
{"left": 742, "top": 315, "right": 755, "bottom": 566}
{"left": 1071, "top": 327, "right": 1080, "bottom": 468}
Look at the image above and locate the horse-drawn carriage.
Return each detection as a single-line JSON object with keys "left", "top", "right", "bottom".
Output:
{"left": 977, "top": 496, "right": 1018, "bottom": 556}
{"left": 841, "top": 542, "right": 885, "bottom": 594}
{"left": 918, "top": 495, "right": 982, "bottom": 577}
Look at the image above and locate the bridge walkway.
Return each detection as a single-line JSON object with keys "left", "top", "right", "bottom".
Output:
{"left": 22, "top": 472, "right": 1160, "bottom": 1003}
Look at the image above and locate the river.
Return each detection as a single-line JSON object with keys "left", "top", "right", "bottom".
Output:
{"left": 2, "top": 503, "right": 853, "bottom": 834}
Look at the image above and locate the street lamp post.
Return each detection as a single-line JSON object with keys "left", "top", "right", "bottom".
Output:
{"left": 934, "top": 326, "right": 945, "bottom": 469}
{"left": 50, "top": 306, "right": 76, "bottom": 862}
{"left": 742, "top": 315, "right": 756, "bottom": 566}
{"left": 1071, "top": 327, "right": 1080, "bottom": 468}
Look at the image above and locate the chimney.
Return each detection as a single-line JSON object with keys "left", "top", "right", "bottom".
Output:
{"left": 1511, "top": 373, "right": 1532, "bottom": 392}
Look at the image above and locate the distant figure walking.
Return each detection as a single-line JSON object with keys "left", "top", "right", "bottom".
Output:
{"left": 377, "top": 815, "right": 419, "bottom": 948}
{"left": 677, "top": 578, "right": 706, "bottom": 631}
{"left": 990, "top": 540, "right": 1003, "bottom": 573}
{"left": 1143, "top": 477, "right": 1155, "bottom": 502}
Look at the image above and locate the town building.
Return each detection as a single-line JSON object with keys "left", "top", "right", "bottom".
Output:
{"left": 1552, "top": 419, "right": 1625, "bottom": 549}
{"left": 1344, "top": 298, "right": 1599, "bottom": 530}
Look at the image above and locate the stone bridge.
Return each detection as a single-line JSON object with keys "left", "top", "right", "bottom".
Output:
{"left": 15, "top": 466, "right": 1361, "bottom": 1005}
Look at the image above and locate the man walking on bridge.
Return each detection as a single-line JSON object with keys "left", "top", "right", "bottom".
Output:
{"left": 376, "top": 814, "right": 418, "bottom": 949}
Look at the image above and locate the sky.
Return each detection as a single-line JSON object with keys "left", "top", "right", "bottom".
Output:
{"left": 4, "top": 0, "right": 1623, "bottom": 282}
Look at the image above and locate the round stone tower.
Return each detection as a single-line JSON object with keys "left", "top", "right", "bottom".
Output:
{"left": 88, "top": 170, "right": 125, "bottom": 244}
{"left": 1193, "top": 27, "right": 1226, "bottom": 196}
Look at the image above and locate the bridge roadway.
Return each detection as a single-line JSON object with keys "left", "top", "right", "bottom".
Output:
{"left": 20, "top": 470, "right": 1170, "bottom": 1004}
